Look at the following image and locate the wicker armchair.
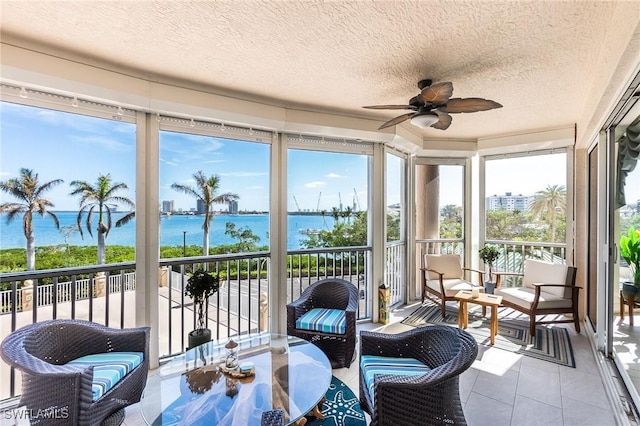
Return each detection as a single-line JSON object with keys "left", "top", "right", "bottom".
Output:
{"left": 260, "top": 408, "right": 285, "bottom": 425}
{"left": 0, "top": 319, "right": 150, "bottom": 426}
{"left": 359, "top": 325, "right": 478, "bottom": 426}
{"left": 286, "top": 278, "right": 358, "bottom": 368}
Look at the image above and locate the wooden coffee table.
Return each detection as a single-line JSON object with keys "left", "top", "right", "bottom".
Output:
{"left": 455, "top": 291, "right": 503, "bottom": 345}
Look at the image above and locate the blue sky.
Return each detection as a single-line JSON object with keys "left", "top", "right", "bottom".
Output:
{"left": 0, "top": 102, "right": 373, "bottom": 212}
{"left": 1, "top": 101, "right": 599, "bottom": 214}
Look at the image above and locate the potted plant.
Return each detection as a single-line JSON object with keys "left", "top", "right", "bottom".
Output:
{"left": 620, "top": 226, "right": 640, "bottom": 300}
{"left": 185, "top": 269, "right": 221, "bottom": 349}
{"left": 479, "top": 245, "right": 500, "bottom": 294}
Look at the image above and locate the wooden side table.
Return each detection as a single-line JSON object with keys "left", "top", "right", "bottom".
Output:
{"left": 620, "top": 289, "right": 640, "bottom": 326}
{"left": 454, "top": 290, "right": 503, "bottom": 345}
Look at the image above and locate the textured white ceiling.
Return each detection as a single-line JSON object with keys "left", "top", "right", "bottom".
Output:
{"left": 1, "top": 0, "right": 639, "bottom": 140}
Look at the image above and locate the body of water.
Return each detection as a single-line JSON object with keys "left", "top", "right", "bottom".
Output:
{"left": 0, "top": 212, "right": 332, "bottom": 250}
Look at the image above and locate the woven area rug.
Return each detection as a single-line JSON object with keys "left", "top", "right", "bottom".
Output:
{"left": 401, "top": 301, "right": 576, "bottom": 367}
{"left": 307, "top": 376, "right": 366, "bottom": 426}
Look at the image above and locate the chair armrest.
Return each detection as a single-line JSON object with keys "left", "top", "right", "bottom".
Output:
{"left": 531, "top": 283, "right": 582, "bottom": 309}
{"left": 531, "top": 283, "right": 582, "bottom": 290}
{"left": 463, "top": 267, "right": 485, "bottom": 284}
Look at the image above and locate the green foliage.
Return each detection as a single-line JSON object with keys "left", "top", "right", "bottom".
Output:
{"left": 621, "top": 226, "right": 640, "bottom": 286}
{"left": 185, "top": 269, "right": 220, "bottom": 302}
{"left": 479, "top": 245, "right": 500, "bottom": 264}
{"left": 485, "top": 209, "right": 565, "bottom": 243}
{"left": 224, "top": 223, "right": 261, "bottom": 252}
{"left": 185, "top": 269, "right": 220, "bottom": 331}
{"left": 302, "top": 211, "right": 367, "bottom": 248}
{"left": 440, "top": 204, "right": 463, "bottom": 238}
{"left": 387, "top": 212, "right": 400, "bottom": 242}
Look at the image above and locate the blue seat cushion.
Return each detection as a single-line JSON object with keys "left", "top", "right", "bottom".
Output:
{"left": 295, "top": 308, "right": 346, "bottom": 334}
{"left": 360, "top": 355, "right": 431, "bottom": 401}
{"left": 66, "top": 352, "right": 144, "bottom": 401}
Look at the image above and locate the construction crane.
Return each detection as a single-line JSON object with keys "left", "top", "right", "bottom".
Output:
{"left": 353, "top": 188, "right": 361, "bottom": 211}
{"left": 316, "top": 192, "right": 322, "bottom": 212}
{"left": 293, "top": 195, "right": 301, "bottom": 212}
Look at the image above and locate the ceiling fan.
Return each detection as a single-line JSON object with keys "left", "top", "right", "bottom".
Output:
{"left": 363, "top": 79, "right": 502, "bottom": 130}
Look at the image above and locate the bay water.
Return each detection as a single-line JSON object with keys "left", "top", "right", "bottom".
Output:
{"left": 0, "top": 212, "right": 330, "bottom": 250}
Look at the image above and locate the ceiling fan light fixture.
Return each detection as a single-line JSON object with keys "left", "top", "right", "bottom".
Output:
{"left": 410, "top": 113, "right": 439, "bottom": 128}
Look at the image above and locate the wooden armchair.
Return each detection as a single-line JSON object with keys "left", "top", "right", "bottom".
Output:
{"left": 494, "top": 259, "right": 580, "bottom": 335}
{"left": 421, "top": 254, "right": 485, "bottom": 317}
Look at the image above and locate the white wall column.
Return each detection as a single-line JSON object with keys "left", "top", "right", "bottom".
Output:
{"left": 371, "top": 143, "right": 386, "bottom": 322}
{"left": 269, "top": 133, "right": 288, "bottom": 333}
{"left": 135, "top": 112, "right": 160, "bottom": 369}
{"left": 406, "top": 154, "right": 417, "bottom": 302}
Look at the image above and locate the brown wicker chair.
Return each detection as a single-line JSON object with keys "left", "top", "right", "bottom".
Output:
{"left": 359, "top": 325, "right": 478, "bottom": 426}
{"left": 0, "top": 319, "right": 150, "bottom": 426}
{"left": 260, "top": 408, "right": 285, "bottom": 426}
{"left": 286, "top": 278, "right": 358, "bottom": 368}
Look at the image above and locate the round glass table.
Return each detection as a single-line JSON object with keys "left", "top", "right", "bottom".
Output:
{"left": 141, "top": 333, "right": 332, "bottom": 425}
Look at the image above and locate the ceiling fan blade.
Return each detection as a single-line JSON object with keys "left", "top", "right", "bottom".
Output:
{"left": 378, "top": 112, "right": 415, "bottom": 130}
{"left": 440, "top": 98, "right": 503, "bottom": 113}
{"left": 363, "top": 104, "right": 417, "bottom": 110}
{"left": 431, "top": 111, "right": 452, "bottom": 130}
{"left": 420, "top": 81, "right": 453, "bottom": 104}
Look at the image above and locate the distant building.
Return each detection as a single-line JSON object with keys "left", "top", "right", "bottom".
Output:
{"left": 162, "top": 200, "right": 174, "bottom": 213}
{"left": 228, "top": 200, "right": 239, "bottom": 215}
{"left": 486, "top": 192, "right": 533, "bottom": 211}
{"left": 196, "top": 199, "right": 206, "bottom": 214}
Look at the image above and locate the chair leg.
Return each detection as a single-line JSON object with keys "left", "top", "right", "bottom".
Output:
{"left": 441, "top": 301, "right": 446, "bottom": 318}
{"left": 530, "top": 316, "right": 536, "bottom": 336}
{"left": 573, "top": 304, "right": 581, "bottom": 333}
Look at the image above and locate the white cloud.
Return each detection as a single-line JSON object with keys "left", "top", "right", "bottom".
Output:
{"left": 305, "top": 181, "right": 326, "bottom": 188}
{"left": 325, "top": 173, "right": 343, "bottom": 178}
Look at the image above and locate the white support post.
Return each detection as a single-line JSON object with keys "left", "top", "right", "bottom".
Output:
{"left": 136, "top": 111, "right": 160, "bottom": 369}
{"left": 269, "top": 133, "right": 288, "bottom": 333}
{"left": 371, "top": 143, "right": 386, "bottom": 322}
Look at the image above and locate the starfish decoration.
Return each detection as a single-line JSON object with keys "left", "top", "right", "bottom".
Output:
{"left": 319, "top": 388, "right": 366, "bottom": 426}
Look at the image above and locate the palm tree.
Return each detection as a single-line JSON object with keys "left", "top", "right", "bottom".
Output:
{"left": 0, "top": 168, "right": 63, "bottom": 270}
{"left": 69, "top": 174, "right": 135, "bottom": 264}
{"left": 341, "top": 206, "right": 354, "bottom": 224}
{"left": 331, "top": 207, "right": 341, "bottom": 224}
{"left": 171, "top": 171, "right": 239, "bottom": 255}
{"left": 529, "top": 184, "right": 567, "bottom": 242}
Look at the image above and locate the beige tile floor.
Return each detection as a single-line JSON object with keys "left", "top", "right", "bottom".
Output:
{"left": 124, "top": 302, "right": 625, "bottom": 425}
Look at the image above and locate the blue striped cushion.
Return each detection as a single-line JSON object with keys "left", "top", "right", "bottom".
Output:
{"left": 67, "top": 352, "right": 143, "bottom": 401}
{"left": 295, "top": 308, "right": 346, "bottom": 334}
{"left": 360, "top": 355, "right": 431, "bottom": 401}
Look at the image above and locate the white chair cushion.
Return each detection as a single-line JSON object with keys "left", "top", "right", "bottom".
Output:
{"left": 426, "top": 278, "right": 482, "bottom": 297}
{"left": 496, "top": 287, "right": 572, "bottom": 310}
{"left": 522, "top": 259, "right": 568, "bottom": 298}
{"left": 424, "top": 254, "right": 463, "bottom": 280}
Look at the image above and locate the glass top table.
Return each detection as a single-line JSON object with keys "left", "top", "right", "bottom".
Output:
{"left": 141, "top": 333, "right": 332, "bottom": 425}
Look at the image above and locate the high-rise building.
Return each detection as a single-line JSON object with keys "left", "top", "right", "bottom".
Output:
{"left": 486, "top": 192, "right": 533, "bottom": 211}
{"left": 161, "top": 200, "right": 175, "bottom": 213}
{"left": 196, "top": 199, "right": 206, "bottom": 214}
{"left": 228, "top": 200, "right": 239, "bottom": 215}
